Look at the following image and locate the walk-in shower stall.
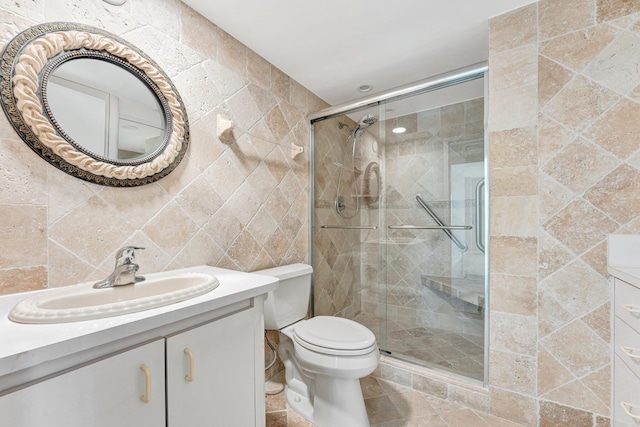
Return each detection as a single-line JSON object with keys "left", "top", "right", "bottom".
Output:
{"left": 310, "top": 64, "right": 489, "bottom": 383}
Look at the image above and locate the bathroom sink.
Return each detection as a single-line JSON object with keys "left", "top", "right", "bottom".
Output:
{"left": 9, "top": 272, "right": 219, "bottom": 324}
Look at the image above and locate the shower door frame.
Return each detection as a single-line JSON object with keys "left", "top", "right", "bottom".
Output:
{"left": 309, "top": 62, "right": 490, "bottom": 387}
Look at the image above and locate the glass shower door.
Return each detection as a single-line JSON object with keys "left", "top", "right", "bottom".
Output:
{"left": 310, "top": 68, "right": 488, "bottom": 384}
{"left": 379, "top": 83, "right": 487, "bottom": 381}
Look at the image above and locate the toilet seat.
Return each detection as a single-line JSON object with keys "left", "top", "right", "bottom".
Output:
{"left": 292, "top": 316, "right": 377, "bottom": 356}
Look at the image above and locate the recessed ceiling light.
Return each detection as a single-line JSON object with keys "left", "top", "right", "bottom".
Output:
{"left": 103, "top": 0, "right": 127, "bottom": 4}
{"left": 358, "top": 84, "right": 373, "bottom": 93}
{"left": 392, "top": 127, "right": 406, "bottom": 134}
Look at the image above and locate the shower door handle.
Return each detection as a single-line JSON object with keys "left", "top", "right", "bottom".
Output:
{"left": 475, "top": 179, "right": 485, "bottom": 254}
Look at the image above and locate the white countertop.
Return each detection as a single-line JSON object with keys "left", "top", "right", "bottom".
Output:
{"left": 608, "top": 266, "right": 640, "bottom": 289}
{"left": 0, "top": 266, "right": 278, "bottom": 380}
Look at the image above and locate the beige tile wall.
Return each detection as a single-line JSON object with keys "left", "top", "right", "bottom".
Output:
{"left": 0, "top": 0, "right": 326, "bottom": 295}
{"left": 488, "top": 0, "right": 640, "bottom": 425}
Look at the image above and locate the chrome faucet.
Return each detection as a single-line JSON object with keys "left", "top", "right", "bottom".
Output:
{"left": 93, "top": 246, "right": 146, "bottom": 289}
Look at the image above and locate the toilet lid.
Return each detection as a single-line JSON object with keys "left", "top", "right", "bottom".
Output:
{"left": 292, "top": 316, "right": 377, "bottom": 355}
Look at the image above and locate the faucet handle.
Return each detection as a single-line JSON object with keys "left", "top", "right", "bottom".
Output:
{"left": 115, "top": 246, "right": 145, "bottom": 264}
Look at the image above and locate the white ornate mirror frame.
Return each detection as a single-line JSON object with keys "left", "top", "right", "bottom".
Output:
{"left": 0, "top": 22, "right": 189, "bottom": 187}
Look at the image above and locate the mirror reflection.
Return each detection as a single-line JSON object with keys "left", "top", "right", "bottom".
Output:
{"left": 46, "top": 58, "right": 166, "bottom": 161}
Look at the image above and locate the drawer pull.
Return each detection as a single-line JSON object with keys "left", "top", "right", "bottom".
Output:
{"left": 184, "top": 348, "right": 195, "bottom": 382}
{"left": 621, "top": 304, "right": 640, "bottom": 314}
{"left": 621, "top": 402, "right": 640, "bottom": 421}
{"left": 140, "top": 364, "right": 151, "bottom": 403}
{"left": 622, "top": 346, "right": 640, "bottom": 361}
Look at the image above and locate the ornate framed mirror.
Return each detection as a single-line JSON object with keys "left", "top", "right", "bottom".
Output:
{"left": 0, "top": 22, "right": 189, "bottom": 186}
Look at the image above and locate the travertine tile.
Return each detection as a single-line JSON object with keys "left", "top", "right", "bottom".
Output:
{"left": 0, "top": 266, "right": 47, "bottom": 295}
{"left": 490, "top": 166, "right": 537, "bottom": 197}
{"left": 489, "top": 237, "right": 538, "bottom": 276}
{"left": 216, "top": 28, "right": 247, "bottom": 78}
{"left": 180, "top": 2, "right": 218, "bottom": 59}
{"left": 538, "top": 289, "right": 574, "bottom": 338}
{"left": 538, "top": 0, "right": 595, "bottom": 40}
{"left": 597, "top": 0, "right": 640, "bottom": 22}
{"left": 489, "top": 350, "right": 536, "bottom": 395}
{"left": 584, "top": 98, "right": 640, "bottom": 159}
{"left": 490, "top": 274, "right": 537, "bottom": 316}
{"left": 98, "top": 183, "right": 172, "bottom": 229}
{"left": 141, "top": 201, "right": 199, "bottom": 257}
{"left": 490, "top": 312, "right": 537, "bottom": 356}
{"left": 537, "top": 173, "right": 574, "bottom": 225}
{"left": 540, "top": 260, "right": 609, "bottom": 318}
{"left": 271, "top": 66, "right": 291, "bottom": 102}
{"left": 584, "top": 164, "right": 640, "bottom": 224}
{"left": 490, "top": 44, "right": 537, "bottom": 91}
{"left": 49, "top": 197, "right": 133, "bottom": 266}
{"left": 247, "top": 49, "right": 271, "bottom": 90}
{"left": 543, "top": 379, "right": 609, "bottom": 414}
{"left": 582, "top": 302, "right": 611, "bottom": 343}
{"left": 47, "top": 240, "right": 94, "bottom": 288}
{"left": 583, "top": 31, "right": 640, "bottom": 96}
{"left": 538, "top": 114, "right": 574, "bottom": 165}
{"left": 540, "top": 320, "right": 610, "bottom": 377}
{"left": 582, "top": 364, "right": 611, "bottom": 411}
{"left": 538, "top": 55, "right": 573, "bottom": 107}
{"left": 0, "top": 136, "right": 47, "bottom": 206}
{"left": 174, "top": 64, "right": 224, "bottom": 122}
{"left": 489, "top": 85, "right": 537, "bottom": 131}
{"left": 542, "top": 75, "right": 618, "bottom": 132}
{"left": 490, "top": 196, "right": 538, "bottom": 237}
{"left": 538, "top": 346, "right": 574, "bottom": 396}
{"left": 489, "top": 387, "right": 537, "bottom": 426}
{"left": 582, "top": 240, "right": 609, "bottom": 278}
{"left": 489, "top": 3, "right": 537, "bottom": 54}
{"left": 489, "top": 127, "right": 537, "bottom": 168}
{"left": 124, "top": 25, "right": 203, "bottom": 77}
{"left": 539, "top": 401, "right": 592, "bottom": 427}
{"left": 542, "top": 198, "right": 618, "bottom": 255}
{"left": 540, "top": 24, "right": 618, "bottom": 72}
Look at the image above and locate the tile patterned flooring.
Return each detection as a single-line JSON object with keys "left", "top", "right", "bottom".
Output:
{"left": 354, "top": 313, "right": 485, "bottom": 381}
{"left": 265, "top": 374, "right": 523, "bottom": 427}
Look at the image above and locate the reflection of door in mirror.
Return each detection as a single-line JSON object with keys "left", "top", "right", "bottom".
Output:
{"left": 48, "top": 76, "right": 112, "bottom": 157}
{"left": 46, "top": 58, "right": 166, "bottom": 162}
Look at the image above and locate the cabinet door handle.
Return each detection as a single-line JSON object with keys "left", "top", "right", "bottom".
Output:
{"left": 621, "top": 304, "right": 640, "bottom": 314}
{"left": 621, "top": 346, "right": 640, "bottom": 361}
{"left": 140, "top": 364, "right": 151, "bottom": 403}
{"left": 621, "top": 402, "right": 640, "bottom": 420}
{"left": 184, "top": 348, "right": 195, "bottom": 382}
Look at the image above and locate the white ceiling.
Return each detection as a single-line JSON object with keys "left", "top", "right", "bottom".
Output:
{"left": 183, "top": 0, "right": 535, "bottom": 106}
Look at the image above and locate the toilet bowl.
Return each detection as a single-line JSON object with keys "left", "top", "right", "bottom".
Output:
{"left": 256, "top": 264, "right": 379, "bottom": 427}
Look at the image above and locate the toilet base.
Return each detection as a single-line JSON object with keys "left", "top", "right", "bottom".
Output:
{"left": 286, "top": 375, "right": 370, "bottom": 427}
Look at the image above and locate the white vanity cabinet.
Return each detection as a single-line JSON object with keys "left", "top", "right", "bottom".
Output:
{"left": 0, "top": 339, "right": 166, "bottom": 427}
{"left": 167, "top": 306, "right": 263, "bottom": 426}
{"left": 0, "top": 266, "right": 277, "bottom": 427}
{"left": 609, "top": 235, "right": 640, "bottom": 427}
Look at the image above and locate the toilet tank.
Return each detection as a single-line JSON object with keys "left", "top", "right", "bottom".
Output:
{"left": 255, "top": 263, "right": 313, "bottom": 330}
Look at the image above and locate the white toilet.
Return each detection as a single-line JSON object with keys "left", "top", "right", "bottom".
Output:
{"left": 257, "top": 263, "right": 379, "bottom": 427}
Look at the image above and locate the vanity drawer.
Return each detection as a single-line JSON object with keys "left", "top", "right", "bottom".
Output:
{"left": 615, "top": 278, "right": 640, "bottom": 334}
{"left": 615, "top": 355, "right": 640, "bottom": 426}
{"left": 615, "top": 316, "right": 640, "bottom": 380}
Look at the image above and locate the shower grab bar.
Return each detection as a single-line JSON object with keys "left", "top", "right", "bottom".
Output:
{"left": 475, "top": 179, "right": 486, "bottom": 253}
{"left": 414, "top": 194, "right": 469, "bottom": 251}
{"left": 320, "top": 225, "right": 378, "bottom": 230}
{"left": 388, "top": 225, "right": 471, "bottom": 230}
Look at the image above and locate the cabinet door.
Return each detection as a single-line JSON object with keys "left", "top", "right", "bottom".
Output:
{"left": 167, "top": 307, "right": 263, "bottom": 426}
{"left": 0, "top": 339, "right": 165, "bottom": 427}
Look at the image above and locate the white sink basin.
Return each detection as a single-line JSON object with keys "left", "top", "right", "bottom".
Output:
{"left": 9, "top": 272, "right": 219, "bottom": 324}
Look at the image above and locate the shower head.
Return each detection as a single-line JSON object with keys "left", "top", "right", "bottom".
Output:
{"left": 359, "top": 115, "right": 378, "bottom": 126}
